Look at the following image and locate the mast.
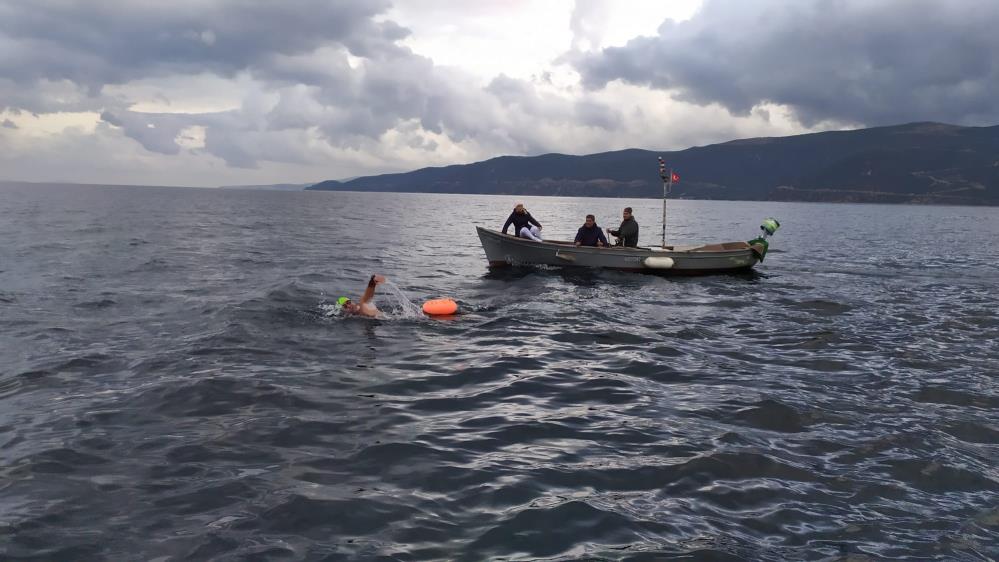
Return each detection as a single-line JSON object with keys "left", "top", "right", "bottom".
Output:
{"left": 658, "top": 157, "right": 670, "bottom": 248}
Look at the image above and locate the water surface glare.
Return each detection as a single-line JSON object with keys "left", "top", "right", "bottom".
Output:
{"left": 1, "top": 184, "right": 998, "bottom": 560}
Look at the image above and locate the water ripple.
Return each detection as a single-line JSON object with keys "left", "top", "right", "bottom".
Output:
{"left": 0, "top": 185, "right": 997, "bottom": 559}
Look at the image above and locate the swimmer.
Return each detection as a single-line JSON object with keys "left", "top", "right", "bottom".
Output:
{"left": 337, "top": 274, "right": 386, "bottom": 318}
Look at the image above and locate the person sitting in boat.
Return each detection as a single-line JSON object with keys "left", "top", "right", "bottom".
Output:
{"left": 501, "top": 202, "right": 543, "bottom": 242}
{"left": 575, "top": 214, "right": 609, "bottom": 247}
{"left": 608, "top": 207, "right": 639, "bottom": 247}
{"left": 336, "top": 274, "right": 386, "bottom": 318}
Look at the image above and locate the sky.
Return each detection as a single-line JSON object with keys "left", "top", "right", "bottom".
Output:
{"left": 2, "top": 0, "right": 998, "bottom": 187}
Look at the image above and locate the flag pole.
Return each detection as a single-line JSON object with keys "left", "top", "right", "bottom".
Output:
{"left": 662, "top": 173, "right": 667, "bottom": 248}
{"left": 658, "top": 157, "right": 669, "bottom": 248}
{"left": 657, "top": 159, "right": 679, "bottom": 248}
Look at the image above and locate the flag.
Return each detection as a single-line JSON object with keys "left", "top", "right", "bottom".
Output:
{"left": 671, "top": 172, "right": 680, "bottom": 183}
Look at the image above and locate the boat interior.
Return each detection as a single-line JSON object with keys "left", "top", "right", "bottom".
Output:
{"left": 493, "top": 230, "right": 752, "bottom": 253}
{"left": 644, "top": 241, "right": 752, "bottom": 252}
{"left": 682, "top": 241, "right": 752, "bottom": 252}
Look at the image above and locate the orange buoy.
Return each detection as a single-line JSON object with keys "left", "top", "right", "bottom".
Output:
{"left": 422, "top": 298, "right": 458, "bottom": 316}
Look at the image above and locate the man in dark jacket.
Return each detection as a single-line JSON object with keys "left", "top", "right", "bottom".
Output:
{"left": 608, "top": 207, "right": 639, "bottom": 247}
{"left": 575, "top": 215, "right": 609, "bottom": 247}
{"left": 501, "top": 202, "right": 543, "bottom": 241}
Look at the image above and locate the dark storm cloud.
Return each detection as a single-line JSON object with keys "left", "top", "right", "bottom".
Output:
{"left": 100, "top": 110, "right": 191, "bottom": 155}
{"left": 100, "top": 68, "right": 624, "bottom": 169}
{"left": 101, "top": 107, "right": 272, "bottom": 167}
{"left": 0, "top": 0, "right": 399, "bottom": 109}
{"left": 486, "top": 74, "right": 620, "bottom": 131}
{"left": 573, "top": 0, "right": 999, "bottom": 126}
{"left": 0, "top": 77, "right": 105, "bottom": 115}
{"left": 1, "top": 0, "right": 632, "bottom": 172}
{"left": 0, "top": 0, "right": 474, "bottom": 166}
{"left": 202, "top": 127, "right": 261, "bottom": 169}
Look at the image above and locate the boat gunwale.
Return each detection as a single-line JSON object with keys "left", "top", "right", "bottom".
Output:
{"left": 475, "top": 226, "right": 755, "bottom": 257}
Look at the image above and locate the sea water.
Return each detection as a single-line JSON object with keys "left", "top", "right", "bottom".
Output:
{"left": 1, "top": 183, "right": 998, "bottom": 560}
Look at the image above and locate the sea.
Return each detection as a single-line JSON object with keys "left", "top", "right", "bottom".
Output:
{"left": 1, "top": 182, "right": 998, "bottom": 561}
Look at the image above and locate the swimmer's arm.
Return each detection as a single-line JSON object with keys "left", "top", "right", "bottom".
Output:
{"left": 359, "top": 274, "right": 385, "bottom": 305}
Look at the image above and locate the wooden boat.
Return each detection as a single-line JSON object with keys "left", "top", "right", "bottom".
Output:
{"left": 476, "top": 226, "right": 768, "bottom": 274}
{"left": 477, "top": 158, "right": 779, "bottom": 274}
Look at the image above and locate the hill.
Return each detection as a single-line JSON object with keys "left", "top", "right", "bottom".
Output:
{"left": 309, "top": 122, "right": 999, "bottom": 205}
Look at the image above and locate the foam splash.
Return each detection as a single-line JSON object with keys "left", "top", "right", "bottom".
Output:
{"left": 380, "top": 280, "right": 424, "bottom": 319}
{"left": 319, "top": 280, "right": 426, "bottom": 320}
{"left": 318, "top": 302, "right": 341, "bottom": 317}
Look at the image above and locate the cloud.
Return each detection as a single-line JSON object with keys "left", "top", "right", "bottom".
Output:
{"left": 6, "top": 0, "right": 996, "bottom": 186}
{"left": 0, "top": 0, "right": 401, "bottom": 113}
{"left": 573, "top": 0, "right": 999, "bottom": 126}
{"left": 4, "top": 0, "right": 627, "bottom": 171}
{"left": 1, "top": 119, "right": 16, "bottom": 129}
{"left": 100, "top": 104, "right": 307, "bottom": 168}
{"left": 570, "top": 0, "right": 613, "bottom": 52}
{"left": 100, "top": 110, "right": 190, "bottom": 155}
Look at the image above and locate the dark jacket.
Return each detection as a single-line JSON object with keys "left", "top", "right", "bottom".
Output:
{"left": 609, "top": 217, "right": 639, "bottom": 247}
{"left": 502, "top": 211, "right": 542, "bottom": 235}
{"left": 575, "top": 224, "right": 608, "bottom": 246}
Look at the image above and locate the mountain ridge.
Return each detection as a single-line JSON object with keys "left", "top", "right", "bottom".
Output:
{"left": 309, "top": 122, "right": 999, "bottom": 205}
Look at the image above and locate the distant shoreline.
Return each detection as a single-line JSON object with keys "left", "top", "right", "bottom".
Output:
{"left": 3, "top": 180, "right": 996, "bottom": 207}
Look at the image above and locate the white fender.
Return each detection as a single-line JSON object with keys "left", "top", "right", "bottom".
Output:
{"left": 643, "top": 256, "right": 675, "bottom": 269}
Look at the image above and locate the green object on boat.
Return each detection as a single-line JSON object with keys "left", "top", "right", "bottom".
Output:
{"left": 747, "top": 237, "right": 770, "bottom": 261}
{"left": 761, "top": 217, "right": 780, "bottom": 236}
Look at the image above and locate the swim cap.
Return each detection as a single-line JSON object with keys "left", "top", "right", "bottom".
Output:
{"left": 336, "top": 296, "right": 350, "bottom": 306}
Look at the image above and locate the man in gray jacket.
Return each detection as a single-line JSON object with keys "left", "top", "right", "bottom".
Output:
{"left": 608, "top": 207, "right": 639, "bottom": 247}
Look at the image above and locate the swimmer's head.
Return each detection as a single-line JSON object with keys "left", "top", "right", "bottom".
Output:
{"left": 336, "top": 296, "right": 360, "bottom": 314}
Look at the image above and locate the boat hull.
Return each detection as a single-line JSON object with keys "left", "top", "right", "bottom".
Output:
{"left": 476, "top": 227, "right": 760, "bottom": 274}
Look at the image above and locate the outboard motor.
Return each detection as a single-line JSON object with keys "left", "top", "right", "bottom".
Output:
{"left": 748, "top": 217, "right": 780, "bottom": 261}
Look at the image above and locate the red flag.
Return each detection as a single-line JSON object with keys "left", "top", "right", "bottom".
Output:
{"left": 671, "top": 172, "right": 680, "bottom": 183}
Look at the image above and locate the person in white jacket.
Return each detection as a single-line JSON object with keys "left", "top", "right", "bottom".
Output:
{"left": 501, "top": 203, "right": 543, "bottom": 241}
